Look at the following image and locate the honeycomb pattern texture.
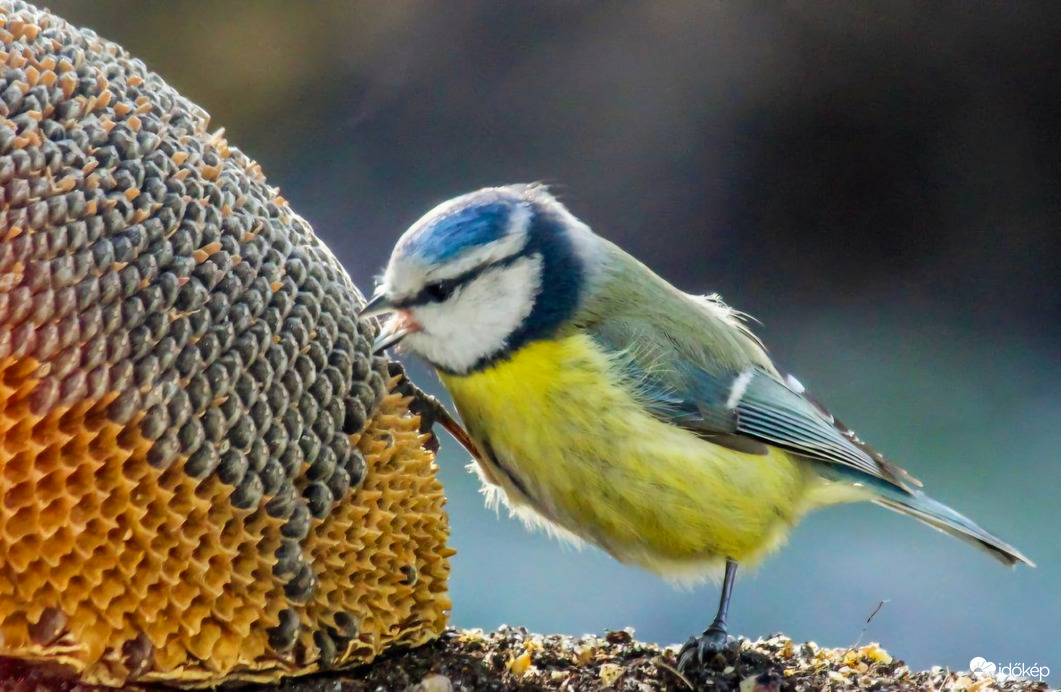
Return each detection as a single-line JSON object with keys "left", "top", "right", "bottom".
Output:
{"left": 0, "top": 1, "right": 452, "bottom": 686}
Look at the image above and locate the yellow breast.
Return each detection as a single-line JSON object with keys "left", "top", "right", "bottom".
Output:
{"left": 439, "top": 335, "right": 815, "bottom": 579}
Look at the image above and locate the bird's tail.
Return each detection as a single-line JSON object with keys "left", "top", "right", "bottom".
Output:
{"left": 874, "top": 491, "right": 1035, "bottom": 567}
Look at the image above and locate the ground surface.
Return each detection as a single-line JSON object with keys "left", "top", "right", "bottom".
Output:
{"left": 2, "top": 627, "right": 1050, "bottom": 691}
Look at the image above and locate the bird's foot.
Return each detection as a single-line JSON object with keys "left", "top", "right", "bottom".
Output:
{"left": 386, "top": 362, "right": 483, "bottom": 461}
{"left": 387, "top": 362, "right": 443, "bottom": 452}
{"left": 677, "top": 624, "right": 737, "bottom": 673}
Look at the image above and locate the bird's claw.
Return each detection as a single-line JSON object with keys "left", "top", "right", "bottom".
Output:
{"left": 677, "top": 625, "right": 737, "bottom": 672}
{"left": 385, "top": 362, "right": 483, "bottom": 461}
{"left": 387, "top": 362, "right": 444, "bottom": 452}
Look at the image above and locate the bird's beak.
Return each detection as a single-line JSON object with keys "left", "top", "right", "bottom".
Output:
{"left": 372, "top": 315, "right": 417, "bottom": 353}
{"left": 358, "top": 288, "right": 419, "bottom": 353}
{"left": 359, "top": 287, "right": 394, "bottom": 319}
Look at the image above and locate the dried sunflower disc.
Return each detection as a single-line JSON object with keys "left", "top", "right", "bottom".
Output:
{"left": 0, "top": 1, "right": 452, "bottom": 686}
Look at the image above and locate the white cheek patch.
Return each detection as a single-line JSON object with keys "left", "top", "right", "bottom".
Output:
{"left": 403, "top": 254, "right": 543, "bottom": 373}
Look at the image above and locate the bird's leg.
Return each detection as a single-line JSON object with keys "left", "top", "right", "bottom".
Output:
{"left": 386, "top": 362, "right": 483, "bottom": 460}
{"left": 677, "top": 559, "right": 739, "bottom": 671}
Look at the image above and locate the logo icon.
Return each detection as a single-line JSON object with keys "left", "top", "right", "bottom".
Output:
{"left": 970, "top": 657, "right": 997, "bottom": 676}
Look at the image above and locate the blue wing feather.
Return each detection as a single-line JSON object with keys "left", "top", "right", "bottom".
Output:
{"left": 733, "top": 373, "right": 914, "bottom": 486}
{"left": 590, "top": 328, "right": 918, "bottom": 491}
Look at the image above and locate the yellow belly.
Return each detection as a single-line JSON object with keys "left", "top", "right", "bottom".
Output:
{"left": 439, "top": 335, "right": 818, "bottom": 579}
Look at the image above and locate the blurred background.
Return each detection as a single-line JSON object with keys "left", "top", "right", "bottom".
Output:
{"left": 46, "top": 1, "right": 1059, "bottom": 683}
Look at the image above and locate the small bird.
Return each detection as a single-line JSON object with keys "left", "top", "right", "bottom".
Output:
{"left": 359, "top": 184, "right": 1033, "bottom": 669}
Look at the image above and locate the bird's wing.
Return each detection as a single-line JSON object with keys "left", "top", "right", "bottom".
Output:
{"left": 587, "top": 319, "right": 920, "bottom": 492}
{"left": 728, "top": 366, "right": 919, "bottom": 489}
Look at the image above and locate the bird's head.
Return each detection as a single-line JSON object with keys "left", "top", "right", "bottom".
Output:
{"left": 361, "top": 185, "right": 594, "bottom": 374}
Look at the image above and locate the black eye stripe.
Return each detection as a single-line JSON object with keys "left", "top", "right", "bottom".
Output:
{"left": 422, "top": 279, "right": 457, "bottom": 303}
{"left": 395, "top": 250, "right": 529, "bottom": 309}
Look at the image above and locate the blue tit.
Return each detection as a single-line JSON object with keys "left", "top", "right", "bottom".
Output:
{"left": 359, "top": 184, "right": 1033, "bottom": 669}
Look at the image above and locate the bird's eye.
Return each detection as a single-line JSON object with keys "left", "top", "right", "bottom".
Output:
{"left": 423, "top": 281, "right": 454, "bottom": 303}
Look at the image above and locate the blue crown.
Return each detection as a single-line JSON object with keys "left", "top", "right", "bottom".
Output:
{"left": 402, "top": 190, "right": 522, "bottom": 264}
